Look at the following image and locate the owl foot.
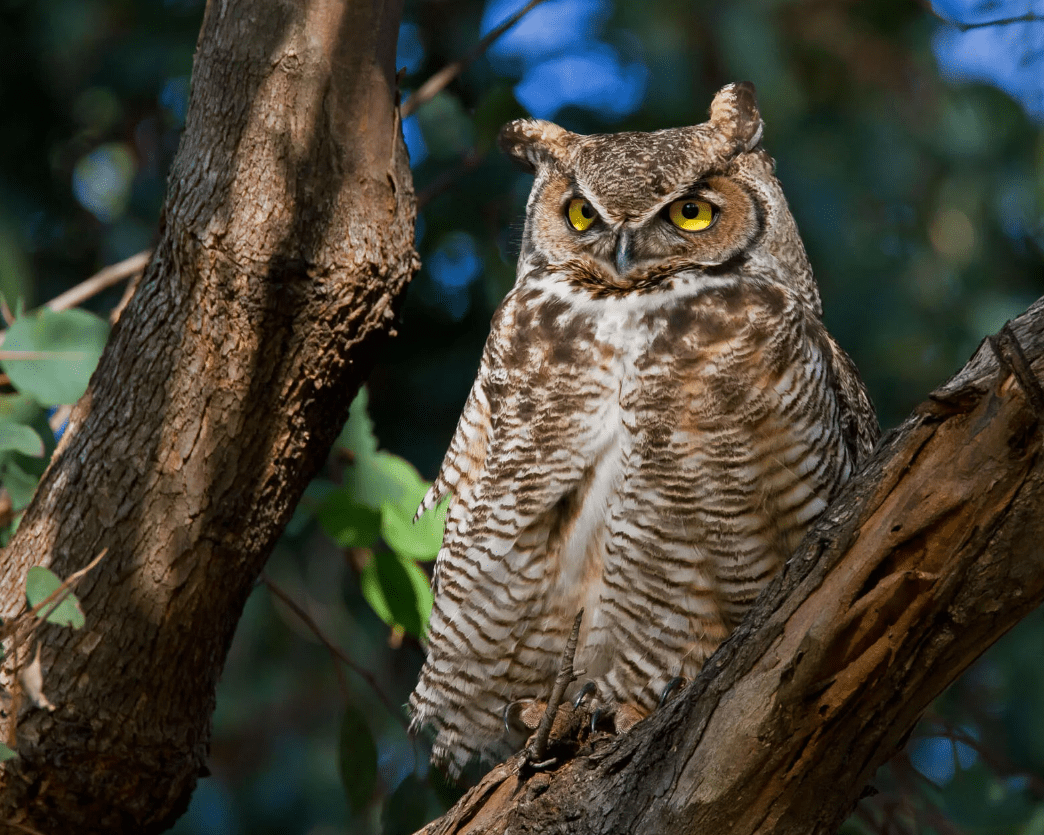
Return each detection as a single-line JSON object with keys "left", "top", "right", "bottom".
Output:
{"left": 573, "top": 691, "right": 644, "bottom": 735}
{"left": 659, "top": 676, "right": 689, "bottom": 707}
{"left": 506, "top": 697, "right": 589, "bottom": 770}
{"left": 573, "top": 681, "right": 598, "bottom": 709}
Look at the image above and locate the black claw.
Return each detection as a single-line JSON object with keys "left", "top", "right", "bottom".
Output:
{"left": 589, "top": 707, "right": 604, "bottom": 733}
{"left": 503, "top": 701, "right": 515, "bottom": 734}
{"left": 573, "top": 681, "right": 597, "bottom": 709}
{"left": 659, "top": 676, "right": 687, "bottom": 708}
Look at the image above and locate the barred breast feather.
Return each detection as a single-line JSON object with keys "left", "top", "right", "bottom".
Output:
{"left": 409, "top": 269, "right": 876, "bottom": 777}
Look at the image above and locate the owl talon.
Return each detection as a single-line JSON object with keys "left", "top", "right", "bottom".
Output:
{"left": 573, "top": 681, "right": 597, "bottom": 709}
{"left": 659, "top": 676, "right": 688, "bottom": 707}
{"left": 503, "top": 698, "right": 544, "bottom": 734}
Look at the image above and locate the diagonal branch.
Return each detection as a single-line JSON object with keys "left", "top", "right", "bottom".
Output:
{"left": 260, "top": 572, "right": 410, "bottom": 734}
{"left": 401, "top": 0, "right": 548, "bottom": 119}
{"left": 923, "top": 2, "right": 1044, "bottom": 32}
{"left": 44, "top": 251, "right": 150, "bottom": 314}
{"left": 414, "top": 294, "right": 1044, "bottom": 835}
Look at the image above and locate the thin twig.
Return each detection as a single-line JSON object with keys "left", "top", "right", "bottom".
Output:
{"left": 48, "top": 405, "right": 72, "bottom": 436}
{"left": 947, "top": 10, "right": 1042, "bottom": 31}
{"left": 988, "top": 323, "right": 1044, "bottom": 420}
{"left": 260, "top": 572, "right": 410, "bottom": 734}
{"left": 922, "top": 1, "right": 1044, "bottom": 32}
{"left": 526, "top": 608, "right": 583, "bottom": 766}
{"left": 45, "top": 250, "right": 150, "bottom": 313}
{"left": 0, "top": 820, "right": 50, "bottom": 835}
{"left": 0, "top": 548, "right": 109, "bottom": 645}
{"left": 110, "top": 267, "right": 144, "bottom": 324}
{"left": 0, "top": 351, "right": 93, "bottom": 361}
{"left": 401, "top": 0, "right": 549, "bottom": 119}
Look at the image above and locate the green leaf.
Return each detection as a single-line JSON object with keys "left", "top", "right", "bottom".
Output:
{"left": 316, "top": 489, "right": 381, "bottom": 549}
{"left": 1, "top": 308, "right": 110, "bottom": 406}
{"left": 0, "top": 742, "right": 16, "bottom": 762}
{"left": 0, "top": 392, "right": 44, "bottom": 425}
{"left": 338, "top": 705, "right": 377, "bottom": 813}
{"left": 359, "top": 550, "right": 432, "bottom": 638}
{"left": 381, "top": 495, "right": 446, "bottom": 562}
{"left": 336, "top": 388, "right": 378, "bottom": 464}
{"left": 0, "top": 420, "right": 44, "bottom": 458}
{"left": 25, "top": 566, "right": 85, "bottom": 629}
{"left": 353, "top": 451, "right": 424, "bottom": 512}
{"left": 2, "top": 457, "right": 41, "bottom": 511}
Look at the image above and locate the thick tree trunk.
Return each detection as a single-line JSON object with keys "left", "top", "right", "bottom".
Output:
{"left": 0, "top": 1, "right": 414, "bottom": 831}
{"left": 417, "top": 297, "right": 1044, "bottom": 835}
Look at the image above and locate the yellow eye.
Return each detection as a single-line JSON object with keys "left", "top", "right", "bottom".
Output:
{"left": 668, "top": 199, "right": 716, "bottom": 232}
{"left": 567, "top": 198, "right": 597, "bottom": 232}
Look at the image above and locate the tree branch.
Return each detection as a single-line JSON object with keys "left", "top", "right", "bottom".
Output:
{"left": 43, "top": 250, "right": 150, "bottom": 314}
{"left": 0, "top": 0, "right": 416, "bottom": 831}
{"left": 401, "top": 0, "right": 548, "bottom": 119}
{"left": 260, "top": 572, "right": 409, "bottom": 734}
{"left": 414, "top": 294, "right": 1044, "bottom": 834}
{"left": 924, "top": 2, "right": 1044, "bottom": 32}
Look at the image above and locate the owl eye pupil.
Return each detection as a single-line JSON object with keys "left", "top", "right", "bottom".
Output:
{"left": 681, "top": 202, "right": 699, "bottom": 219}
{"left": 580, "top": 203, "right": 594, "bottom": 219}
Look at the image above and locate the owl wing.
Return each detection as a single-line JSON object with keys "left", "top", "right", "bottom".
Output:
{"left": 410, "top": 287, "right": 606, "bottom": 775}
{"left": 823, "top": 334, "right": 880, "bottom": 464}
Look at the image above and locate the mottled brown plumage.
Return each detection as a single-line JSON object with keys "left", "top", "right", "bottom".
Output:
{"left": 409, "top": 82, "right": 879, "bottom": 778}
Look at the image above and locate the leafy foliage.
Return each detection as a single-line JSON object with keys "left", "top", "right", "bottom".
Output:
{"left": 0, "top": 308, "right": 109, "bottom": 527}
{"left": 1, "top": 308, "right": 109, "bottom": 407}
{"left": 307, "top": 389, "right": 442, "bottom": 640}
{"left": 24, "top": 566, "right": 86, "bottom": 629}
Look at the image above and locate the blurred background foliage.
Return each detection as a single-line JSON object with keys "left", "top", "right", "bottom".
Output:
{"left": 1, "top": 0, "right": 1043, "bottom": 832}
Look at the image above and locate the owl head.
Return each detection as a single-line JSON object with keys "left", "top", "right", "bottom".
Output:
{"left": 499, "top": 82, "right": 820, "bottom": 312}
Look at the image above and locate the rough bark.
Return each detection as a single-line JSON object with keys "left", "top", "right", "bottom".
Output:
{"left": 417, "top": 296, "right": 1044, "bottom": 835}
{"left": 0, "top": 0, "right": 415, "bottom": 831}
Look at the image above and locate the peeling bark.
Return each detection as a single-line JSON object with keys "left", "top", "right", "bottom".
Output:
{"left": 0, "top": 0, "right": 415, "bottom": 831}
{"left": 416, "top": 296, "right": 1044, "bottom": 835}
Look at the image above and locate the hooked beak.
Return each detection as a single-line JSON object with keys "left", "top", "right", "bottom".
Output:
{"left": 615, "top": 229, "right": 634, "bottom": 276}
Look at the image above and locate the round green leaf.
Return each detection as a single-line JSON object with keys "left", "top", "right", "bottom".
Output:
{"left": 352, "top": 451, "right": 425, "bottom": 511}
{"left": 0, "top": 392, "right": 44, "bottom": 425}
{"left": 336, "top": 388, "right": 378, "bottom": 463}
{"left": 338, "top": 705, "right": 377, "bottom": 813}
{"left": 25, "top": 566, "right": 85, "bottom": 629}
{"left": 316, "top": 489, "right": 381, "bottom": 549}
{"left": 381, "top": 496, "right": 446, "bottom": 562}
{"left": 2, "top": 457, "right": 41, "bottom": 512}
{"left": 360, "top": 550, "right": 432, "bottom": 638}
{"left": 1, "top": 308, "right": 110, "bottom": 406}
{"left": 0, "top": 419, "right": 44, "bottom": 458}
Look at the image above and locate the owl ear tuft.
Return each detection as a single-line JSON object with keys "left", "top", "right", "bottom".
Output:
{"left": 709, "top": 82, "right": 764, "bottom": 153}
{"left": 498, "top": 119, "right": 571, "bottom": 173}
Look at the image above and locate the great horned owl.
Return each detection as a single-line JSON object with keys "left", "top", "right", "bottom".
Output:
{"left": 409, "top": 82, "right": 878, "bottom": 778}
